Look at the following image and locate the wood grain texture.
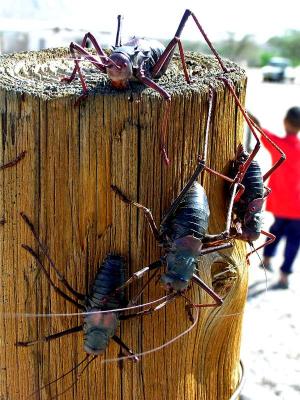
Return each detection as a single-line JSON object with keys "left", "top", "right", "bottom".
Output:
{"left": 0, "top": 48, "right": 247, "bottom": 400}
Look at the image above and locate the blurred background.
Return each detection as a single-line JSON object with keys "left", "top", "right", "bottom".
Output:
{"left": 1, "top": 1, "right": 299, "bottom": 399}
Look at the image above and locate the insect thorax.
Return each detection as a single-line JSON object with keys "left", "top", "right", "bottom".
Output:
{"left": 116, "top": 38, "right": 165, "bottom": 76}
{"left": 83, "top": 310, "right": 118, "bottom": 355}
{"left": 161, "top": 250, "right": 197, "bottom": 289}
{"left": 160, "top": 182, "right": 210, "bottom": 242}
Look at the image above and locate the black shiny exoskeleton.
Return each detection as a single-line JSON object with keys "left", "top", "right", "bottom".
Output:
{"left": 230, "top": 145, "right": 265, "bottom": 242}
{"left": 111, "top": 91, "right": 233, "bottom": 309}
{"left": 63, "top": 10, "right": 229, "bottom": 100}
{"left": 112, "top": 161, "right": 232, "bottom": 301}
{"left": 63, "top": 10, "right": 230, "bottom": 164}
{"left": 83, "top": 254, "right": 127, "bottom": 355}
{"left": 158, "top": 174, "right": 218, "bottom": 292}
{"left": 228, "top": 144, "right": 277, "bottom": 258}
{"left": 17, "top": 214, "right": 140, "bottom": 364}
{"left": 219, "top": 78, "right": 286, "bottom": 258}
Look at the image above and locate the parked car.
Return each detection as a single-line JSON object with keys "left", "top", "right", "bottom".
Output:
{"left": 262, "top": 57, "right": 296, "bottom": 83}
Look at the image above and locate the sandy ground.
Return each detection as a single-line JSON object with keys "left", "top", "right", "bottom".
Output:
{"left": 240, "top": 219, "right": 300, "bottom": 400}
{"left": 239, "top": 70, "right": 300, "bottom": 400}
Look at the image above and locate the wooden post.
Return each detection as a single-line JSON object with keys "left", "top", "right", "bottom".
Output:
{"left": 0, "top": 48, "right": 248, "bottom": 400}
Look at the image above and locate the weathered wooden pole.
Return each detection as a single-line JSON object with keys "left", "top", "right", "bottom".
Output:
{"left": 0, "top": 48, "right": 248, "bottom": 399}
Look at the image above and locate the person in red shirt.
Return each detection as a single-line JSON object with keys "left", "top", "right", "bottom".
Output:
{"left": 253, "top": 107, "right": 300, "bottom": 288}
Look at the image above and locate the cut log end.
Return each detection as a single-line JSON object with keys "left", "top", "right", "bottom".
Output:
{"left": 0, "top": 47, "right": 248, "bottom": 400}
{"left": 0, "top": 47, "right": 245, "bottom": 100}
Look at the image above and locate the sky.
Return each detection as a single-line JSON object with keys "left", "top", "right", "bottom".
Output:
{"left": 0, "top": 0, "right": 299, "bottom": 42}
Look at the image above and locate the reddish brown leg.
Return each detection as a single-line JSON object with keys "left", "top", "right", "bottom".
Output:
{"left": 264, "top": 186, "right": 271, "bottom": 197}
{"left": 203, "top": 166, "right": 245, "bottom": 204}
{"left": 22, "top": 244, "right": 85, "bottom": 310}
{"left": 184, "top": 274, "right": 223, "bottom": 322}
{"left": 200, "top": 241, "right": 233, "bottom": 255}
{"left": 203, "top": 165, "right": 235, "bottom": 183}
{"left": 0, "top": 151, "right": 26, "bottom": 170}
{"left": 113, "top": 260, "right": 163, "bottom": 294}
{"left": 148, "top": 8, "right": 230, "bottom": 164}
{"left": 136, "top": 73, "right": 171, "bottom": 100}
{"left": 221, "top": 77, "right": 261, "bottom": 183}
{"left": 160, "top": 90, "right": 215, "bottom": 221}
{"left": 111, "top": 185, "right": 161, "bottom": 241}
{"left": 128, "top": 269, "right": 160, "bottom": 305}
{"left": 112, "top": 335, "right": 139, "bottom": 362}
{"left": 152, "top": 9, "right": 229, "bottom": 78}
{"left": 184, "top": 10, "right": 229, "bottom": 72}
{"left": 62, "top": 32, "right": 108, "bottom": 84}
{"left": 249, "top": 118, "right": 286, "bottom": 181}
{"left": 160, "top": 100, "right": 171, "bottom": 164}
{"left": 62, "top": 33, "right": 115, "bottom": 103}
{"left": 188, "top": 273, "right": 223, "bottom": 308}
{"left": 20, "top": 212, "right": 85, "bottom": 300}
{"left": 221, "top": 77, "right": 286, "bottom": 189}
{"left": 247, "top": 230, "right": 276, "bottom": 259}
{"left": 161, "top": 88, "right": 236, "bottom": 229}
{"left": 134, "top": 72, "right": 171, "bottom": 164}
{"left": 152, "top": 37, "right": 190, "bottom": 82}
{"left": 63, "top": 41, "right": 108, "bottom": 103}
{"left": 119, "top": 294, "right": 176, "bottom": 320}
{"left": 16, "top": 325, "right": 83, "bottom": 347}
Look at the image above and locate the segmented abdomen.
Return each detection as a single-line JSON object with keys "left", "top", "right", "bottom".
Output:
{"left": 231, "top": 159, "right": 264, "bottom": 219}
{"left": 86, "top": 254, "right": 126, "bottom": 311}
{"left": 240, "top": 160, "right": 264, "bottom": 203}
{"left": 160, "top": 182, "right": 210, "bottom": 242}
{"left": 121, "top": 38, "right": 165, "bottom": 76}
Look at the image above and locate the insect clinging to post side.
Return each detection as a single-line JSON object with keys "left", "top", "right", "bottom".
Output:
{"left": 17, "top": 213, "right": 141, "bottom": 359}
{"left": 17, "top": 213, "right": 144, "bottom": 396}
{"left": 111, "top": 89, "right": 235, "bottom": 312}
{"left": 219, "top": 78, "right": 286, "bottom": 259}
{"left": 16, "top": 213, "right": 200, "bottom": 396}
{"left": 62, "top": 9, "right": 232, "bottom": 164}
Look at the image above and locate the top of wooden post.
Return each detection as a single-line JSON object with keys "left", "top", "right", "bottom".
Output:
{"left": 0, "top": 48, "right": 245, "bottom": 100}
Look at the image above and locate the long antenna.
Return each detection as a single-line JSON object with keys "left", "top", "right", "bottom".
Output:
{"left": 4, "top": 294, "right": 172, "bottom": 318}
{"left": 249, "top": 241, "right": 268, "bottom": 293}
{"left": 102, "top": 307, "right": 199, "bottom": 364}
{"left": 203, "top": 88, "right": 215, "bottom": 163}
{"left": 51, "top": 356, "right": 98, "bottom": 400}
{"left": 115, "top": 15, "right": 123, "bottom": 47}
{"left": 27, "top": 354, "right": 90, "bottom": 399}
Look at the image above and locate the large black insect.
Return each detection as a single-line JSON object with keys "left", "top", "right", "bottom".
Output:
{"left": 230, "top": 145, "right": 266, "bottom": 241}
{"left": 219, "top": 78, "right": 286, "bottom": 258}
{"left": 17, "top": 213, "right": 141, "bottom": 358}
{"left": 62, "top": 9, "right": 230, "bottom": 164}
{"left": 17, "top": 213, "right": 190, "bottom": 396}
{"left": 112, "top": 90, "right": 234, "bottom": 310}
{"left": 17, "top": 213, "right": 149, "bottom": 398}
{"left": 63, "top": 9, "right": 229, "bottom": 100}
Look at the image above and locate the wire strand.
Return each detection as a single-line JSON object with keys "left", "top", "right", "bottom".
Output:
{"left": 2, "top": 294, "right": 172, "bottom": 318}
{"left": 101, "top": 307, "right": 199, "bottom": 364}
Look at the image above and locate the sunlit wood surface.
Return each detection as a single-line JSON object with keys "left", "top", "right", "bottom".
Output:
{"left": 0, "top": 48, "right": 247, "bottom": 400}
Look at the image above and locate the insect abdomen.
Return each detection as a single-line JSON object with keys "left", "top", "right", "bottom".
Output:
{"left": 87, "top": 254, "right": 126, "bottom": 310}
{"left": 160, "top": 182, "right": 210, "bottom": 241}
{"left": 240, "top": 160, "right": 264, "bottom": 202}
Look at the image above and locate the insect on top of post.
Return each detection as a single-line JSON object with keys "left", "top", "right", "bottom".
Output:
{"left": 62, "top": 9, "right": 235, "bottom": 164}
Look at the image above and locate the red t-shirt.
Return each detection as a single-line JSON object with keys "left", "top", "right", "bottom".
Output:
{"left": 261, "top": 128, "right": 300, "bottom": 219}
